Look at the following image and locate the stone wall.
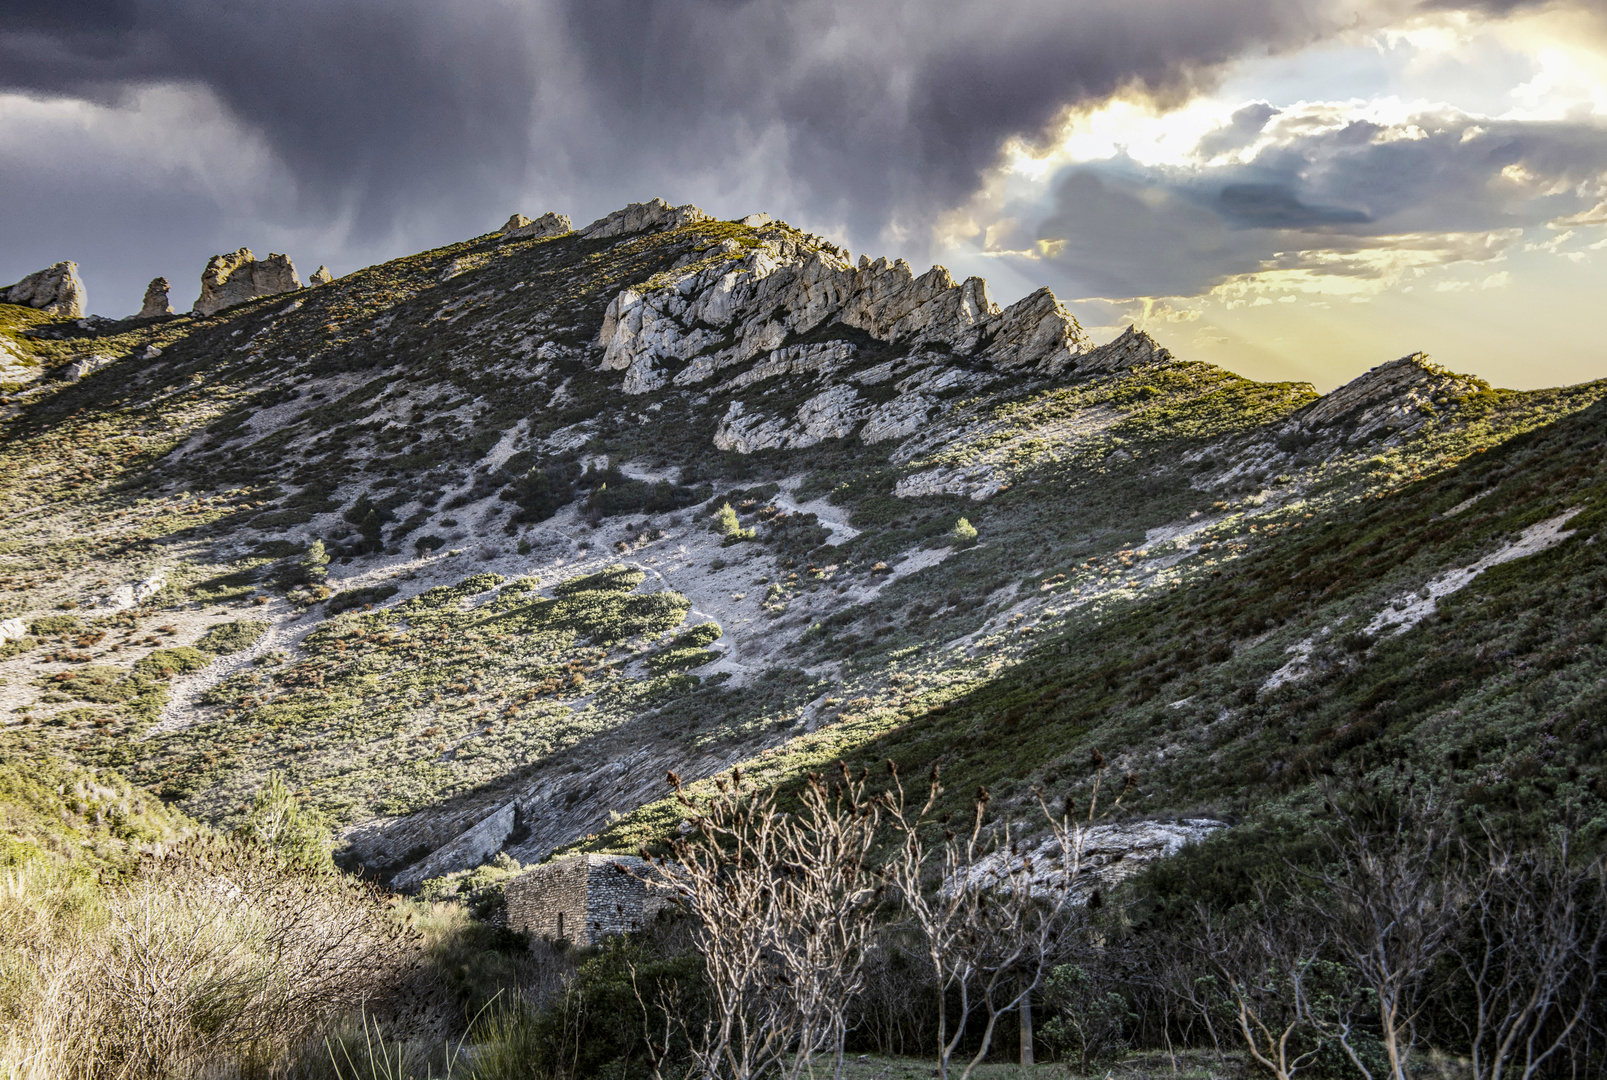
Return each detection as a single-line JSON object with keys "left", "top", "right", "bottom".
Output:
{"left": 505, "top": 853, "right": 664, "bottom": 946}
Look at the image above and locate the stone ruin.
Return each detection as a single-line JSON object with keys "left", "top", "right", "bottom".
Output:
{"left": 193, "top": 249, "right": 301, "bottom": 316}
{"left": 504, "top": 853, "right": 668, "bottom": 946}
{"left": 4, "top": 261, "right": 86, "bottom": 319}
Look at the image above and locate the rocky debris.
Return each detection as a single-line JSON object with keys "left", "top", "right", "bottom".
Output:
{"left": 1077, "top": 325, "right": 1173, "bottom": 375}
{"left": 64, "top": 354, "right": 114, "bottom": 381}
{"left": 1290, "top": 353, "right": 1477, "bottom": 440}
{"left": 193, "top": 249, "right": 301, "bottom": 316}
{"left": 963, "top": 818, "right": 1229, "bottom": 902}
{"left": 138, "top": 277, "right": 173, "bottom": 318}
{"left": 595, "top": 229, "right": 1094, "bottom": 404}
{"left": 96, "top": 569, "right": 168, "bottom": 612}
{"left": 500, "top": 212, "right": 573, "bottom": 241}
{"left": 309, "top": 265, "right": 334, "bottom": 286}
{"left": 0, "top": 617, "right": 26, "bottom": 643}
{"left": 4, "top": 261, "right": 86, "bottom": 318}
{"left": 580, "top": 198, "right": 710, "bottom": 240}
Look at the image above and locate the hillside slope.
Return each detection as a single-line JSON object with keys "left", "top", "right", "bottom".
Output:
{"left": 1, "top": 199, "right": 1603, "bottom": 884}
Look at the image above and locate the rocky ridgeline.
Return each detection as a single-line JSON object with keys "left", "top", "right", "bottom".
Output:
{"left": 1288, "top": 351, "right": 1486, "bottom": 441}
{"left": 4, "top": 261, "right": 86, "bottom": 319}
{"left": 193, "top": 249, "right": 302, "bottom": 316}
{"left": 583, "top": 200, "right": 1116, "bottom": 454}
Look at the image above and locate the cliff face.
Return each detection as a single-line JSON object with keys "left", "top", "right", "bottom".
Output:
{"left": 2, "top": 200, "right": 1606, "bottom": 889}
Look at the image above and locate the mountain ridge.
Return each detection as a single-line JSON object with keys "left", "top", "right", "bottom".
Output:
{"left": 1, "top": 198, "right": 1604, "bottom": 889}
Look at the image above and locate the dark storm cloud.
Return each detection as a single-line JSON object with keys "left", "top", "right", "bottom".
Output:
{"left": 0, "top": 0, "right": 1396, "bottom": 262}
{"left": 0, "top": 0, "right": 540, "bottom": 236}
{"left": 2, "top": 0, "right": 1599, "bottom": 314}
{"left": 1017, "top": 109, "right": 1607, "bottom": 300}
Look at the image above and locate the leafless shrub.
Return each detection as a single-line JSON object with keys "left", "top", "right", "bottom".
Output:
{"left": 883, "top": 756, "right": 1132, "bottom": 1080}
{"left": 1453, "top": 828, "right": 1607, "bottom": 1080}
{"left": 0, "top": 838, "right": 423, "bottom": 1079}
{"left": 640, "top": 764, "right": 885, "bottom": 1080}
{"left": 1293, "top": 782, "right": 1469, "bottom": 1080}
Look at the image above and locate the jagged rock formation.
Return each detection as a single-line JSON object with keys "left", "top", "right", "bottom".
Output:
{"left": 580, "top": 197, "right": 710, "bottom": 239}
{"left": 309, "top": 266, "right": 334, "bottom": 286}
{"left": 1289, "top": 352, "right": 1484, "bottom": 441}
{"left": 4, "top": 261, "right": 85, "bottom": 318}
{"left": 192, "top": 249, "right": 301, "bottom": 316}
{"left": 595, "top": 229, "right": 1091, "bottom": 404}
{"left": 499, "top": 212, "right": 572, "bottom": 241}
{"left": 139, "top": 278, "right": 173, "bottom": 318}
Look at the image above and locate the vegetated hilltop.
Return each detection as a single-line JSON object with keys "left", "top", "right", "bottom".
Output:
{"left": 2, "top": 198, "right": 1604, "bottom": 888}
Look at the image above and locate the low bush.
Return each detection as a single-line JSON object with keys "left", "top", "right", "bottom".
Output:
{"left": 195, "top": 619, "right": 268, "bottom": 654}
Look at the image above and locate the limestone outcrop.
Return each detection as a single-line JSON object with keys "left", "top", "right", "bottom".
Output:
{"left": 64, "top": 354, "right": 113, "bottom": 382}
{"left": 193, "top": 249, "right": 301, "bottom": 316}
{"left": 1290, "top": 353, "right": 1479, "bottom": 441}
{"left": 4, "top": 262, "right": 86, "bottom": 318}
{"left": 499, "top": 212, "right": 572, "bottom": 241}
{"left": 594, "top": 226, "right": 1093, "bottom": 411}
{"left": 139, "top": 278, "right": 173, "bottom": 318}
{"left": 309, "top": 266, "right": 334, "bottom": 286}
{"left": 580, "top": 198, "right": 709, "bottom": 240}
{"left": 964, "top": 818, "right": 1230, "bottom": 902}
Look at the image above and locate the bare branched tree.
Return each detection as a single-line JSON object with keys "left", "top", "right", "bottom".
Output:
{"left": 883, "top": 754, "right": 1133, "bottom": 1080}
{"left": 1294, "top": 780, "right": 1468, "bottom": 1080}
{"left": 1454, "top": 828, "right": 1607, "bottom": 1080}
{"left": 1192, "top": 891, "right": 1331, "bottom": 1080}
{"left": 643, "top": 765, "right": 884, "bottom": 1080}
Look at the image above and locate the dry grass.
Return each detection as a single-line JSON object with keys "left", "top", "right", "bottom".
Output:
{"left": 0, "top": 840, "right": 424, "bottom": 1079}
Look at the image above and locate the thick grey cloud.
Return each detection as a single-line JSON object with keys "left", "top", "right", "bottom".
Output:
{"left": 0, "top": 0, "right": 1410, "bottom": 312}
{"left": 0, "top": 0, "right": 1594, "bottom": 313}
{"left": 1010, "top": 107, "right": 1607, "bottom": 299}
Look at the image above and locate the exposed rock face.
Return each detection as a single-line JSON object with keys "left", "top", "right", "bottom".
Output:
{"left": 309, "top": 266, "right": 334, "bottom": 286}
{"left": 0, "top": 617, "right": 26, "bottom": 643}
{"left": 964, "top": 818, "right": 1230, "bottom": 902}
{"left": 594, "top": 230, "right": 1094, "bottom": 422}
{"left": 500, "top": 212, "right": 572, "bottom": 241}
{"left": 193, "top": 249, "right": 301, "bottom": 316}
{"left": 1078, "top": 325, "right": 1173, "bottom": 375}
{"left": 64, "top": 354, "right": 113, "bottom": 382}
{"left": 580, "top": 198, "right": 710, "bottom": 240}
{"left": 139, "top": 278, "right": 173, "bottom": 318}
{"left": 4, "top": 262, "right": 86, "bottom": 318}
{"left": 1291, "top": 353, "right": 1480, "bottom": 441}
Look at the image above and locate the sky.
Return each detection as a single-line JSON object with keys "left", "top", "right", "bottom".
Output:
{"left": 4, "top": 1, "right": 1607, "bottom": 391}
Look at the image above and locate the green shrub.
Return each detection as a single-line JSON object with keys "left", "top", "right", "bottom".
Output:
{"left": 648, "top": 647, "right": 719, "bottom": 673}
{"left": 134, "top": 647, "right": 212, "bottom": 679}
{"left": 552, "top": 564, "right": 646, "bottom": 597}
{"left": 325, "top": 585, "right": 400, "bottom": 615}
{"left": 711, "top": 502, "right": 754, "bottom": 542}
{"left": 195, "top": 620, "right": 268, "bottom": 654}
{"left": 29, "top": 615, "right": 80, "bottom": 636}
{"left": 950, "top": 517, "right": 978, "bottom": 545}
{"left": 674, "top": 621, "right": 723, "bottom": 648}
